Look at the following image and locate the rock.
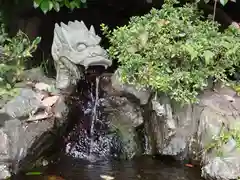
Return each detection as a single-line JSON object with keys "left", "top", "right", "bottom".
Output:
{"left": 100, "top": 75, "right": 144, "bottom": 159}
{"left": 142, "top": 86, "right": 240, "bottom": 179}
{"left": 111, "top": 70, "right": 151, "bottom": 105}
{"left": 2, "top": 98, "right": 68, "bottom": 173}
{"left": 21, "top": 68, "right": 55, "bottom": 85}
{"left": 0, "top": 68, "right": 69, "bottom": 175}
{"left": 3, "top": 88, "right": 42, "bottom": 119}
{"left": 0, "top": 165, "right": 11, "bottom": 179}
{"left": 201, "top": 156, "right": 240, "bottom": 180}
{"left": 105, "top": 96, "right": 143, "bottom": 159}
{"left": 0, "top": 127, "right": 11, "bottom": 179}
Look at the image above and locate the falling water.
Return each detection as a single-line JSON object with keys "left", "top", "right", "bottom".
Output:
{"left": 89, "top": 76, "right": 100, "bottom": 158}
{"left": 64, "top": 70, "right": 123, "bottom": 161}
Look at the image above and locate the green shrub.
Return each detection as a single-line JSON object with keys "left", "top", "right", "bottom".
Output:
{"left": 0, "top": 22, "right": 41, "bottom": 98}
{"left": 33, "top": 0, "right": 86, "bottom": 13}
{"left": 102, "top": 2, "right": 240, "bottom": 104}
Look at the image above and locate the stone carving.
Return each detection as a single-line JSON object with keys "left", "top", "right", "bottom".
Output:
{"left": 52, "top": 20, "right": 112, "bottom": 91}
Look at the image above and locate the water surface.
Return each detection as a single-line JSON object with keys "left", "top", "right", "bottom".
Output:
{"left": 15, "top": 155, "right": 204, "bottom": 180}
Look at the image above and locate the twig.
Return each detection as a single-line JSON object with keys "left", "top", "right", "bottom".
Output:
{"left": 213, "top": 0, "right": 217, "bottom": 21}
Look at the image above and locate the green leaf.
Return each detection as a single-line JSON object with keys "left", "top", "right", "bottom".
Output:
{"left": 48, "top": 1, "right": 54, "bottom": 11}
{"left": 139, "top": 31, "right": 148, "bottom": 47}
{"left": 184, "top": 44, "right": 198, "bottom": 60}
{"left": 64, "top": 0, "right": 71, "bottom": 8}
{"left": 40, "top": 0, "right": 50, "bottom": 14}
{"left": 203, "top": 50, "right": 214, "bottom": 65}
{"left": 70, "top": 1, "right": 80, "bottom": 9}
{"left": 53, "top": 2, "right": 60, "bottom": 12}
{"left": 220, "top": 0, "right": 229, "bottom": 6}
{"left": 32, "top": 37, "right": 41, "bottom": 46}
{"left": 33, "top": 0, "right": 43, "bottom": 8}
{"left": 25, "top": 172, "right": 42, "bottom": 176}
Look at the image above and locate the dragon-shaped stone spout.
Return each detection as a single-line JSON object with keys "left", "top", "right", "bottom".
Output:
{"left": 51, "top": 20, "right": 112, "bottom": 91}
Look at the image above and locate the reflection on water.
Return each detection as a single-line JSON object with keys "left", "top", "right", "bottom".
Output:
{"left": 14, "top": 155, "right": 204, "bottom": 180}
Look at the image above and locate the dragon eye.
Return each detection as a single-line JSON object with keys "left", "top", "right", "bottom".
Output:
{"left": 76, "top": 43, "right": 86, "bottom": 51}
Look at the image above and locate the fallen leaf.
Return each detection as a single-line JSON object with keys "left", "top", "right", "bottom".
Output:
{"left": 185, "top": 164, "right": 193, "bottom": 168}
{"left": 47, "top": 175, "right": 65, "bottom": 180}
{"left": 100, "top": 175, "right": 115, "bottom": 180}
{"left": 42, "top": 96, "right": 59, "bottom": 107}
{"left": 35, "top": 82, "right": 51, "bottom": 91}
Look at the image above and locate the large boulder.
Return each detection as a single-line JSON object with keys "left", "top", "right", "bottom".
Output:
{"left": 111, "top": 70, "right": 240, "bottom": 180}
{"left": 0, "top": 68, "right": 68, "bottom": 178}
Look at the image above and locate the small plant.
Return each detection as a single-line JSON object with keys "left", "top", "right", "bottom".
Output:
{"left": 102, "top": 1, "right": 240, "bottom": 104}
{"left": 0, "top": 22, "right": 41, "bottom": 99}
{"left": 205, "top": 125, "right": 240, "bottom": 156}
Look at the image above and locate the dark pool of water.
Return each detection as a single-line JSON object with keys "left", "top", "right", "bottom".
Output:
{"left": 13, "top": 155, "right": 204, "bottom": 180}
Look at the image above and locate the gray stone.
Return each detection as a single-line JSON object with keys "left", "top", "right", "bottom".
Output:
{"left": 105, "top": 96, "right": 143, "bottom": 159}
{"left": 0, "top": 129, "right": 9, "bottom": 158}
{"left": 111, "top": 70, "right": 151, "bottom": 105}
{"left": 201, "top": 156, "right": 240, "bottom": 180}
{"left": 3, "top": 88, "right": 42, "bottom": 119}
{"left": 20, "top": 68, "right": 55, "bottom": 85}
{"left": 2, "top": 99, "right": 68, "bottom": 173}
{"left": 0, "top": 165, "right": 11, "bottom": 179}
{"left": 0, "top": 68, "right": 69, "bottom": 175}
{"left": 51, "top": 20, "right": 112, "bottom": 91}
{"left": 100, "top": 75, "right": 144, "bottom": 159}
{"left": 142, "top": 86, "right": 240, "bottom": 179}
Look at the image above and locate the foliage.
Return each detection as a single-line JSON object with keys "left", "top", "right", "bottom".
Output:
{"left": 101, "top": 2, "right": 240, "bottom": 104}
{"left": 0, "top": 22, "right": 41, "bottom": 98}
{"left": 33, "top": 0, "right": 86, "bottom": 13}
{"left": 230, "top": 82, "right": 240, "bottom": 96}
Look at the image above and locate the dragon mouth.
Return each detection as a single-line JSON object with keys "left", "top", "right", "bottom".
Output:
{"left": 82, "top": 56, "right": 112, "bottom": 69}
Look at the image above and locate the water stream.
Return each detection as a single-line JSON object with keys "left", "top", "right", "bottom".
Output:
{"left": 64, "top": 70, "right": 121, "bottom": 161}
{"left": 89, "top": 76, "right": 100, "bottom": 159}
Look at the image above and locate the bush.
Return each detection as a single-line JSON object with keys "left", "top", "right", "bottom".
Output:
{"left": 102, "top": 2, "right": 240, "bottom": 104}
{"left": 0, "top": 21, "right": 41, "bottom": 98}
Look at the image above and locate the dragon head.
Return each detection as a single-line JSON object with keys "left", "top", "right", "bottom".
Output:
{"left": 51, "top": 20, "right": 112, "bottom": 91}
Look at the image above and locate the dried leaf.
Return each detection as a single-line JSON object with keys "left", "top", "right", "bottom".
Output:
{"left": 42, "top": 95, "right": 59, "bottom": 107}
{"left": 27, "top": 112, "right": 52, "bottom": 122}
{"left": 185, "top": 164, "right": 194, "bottom": 168}
{"left": 35, "top": 82, "right": 51, "bottom": 91}
{"left": 47, "top": 175, "right": 65, "bottom": 180}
